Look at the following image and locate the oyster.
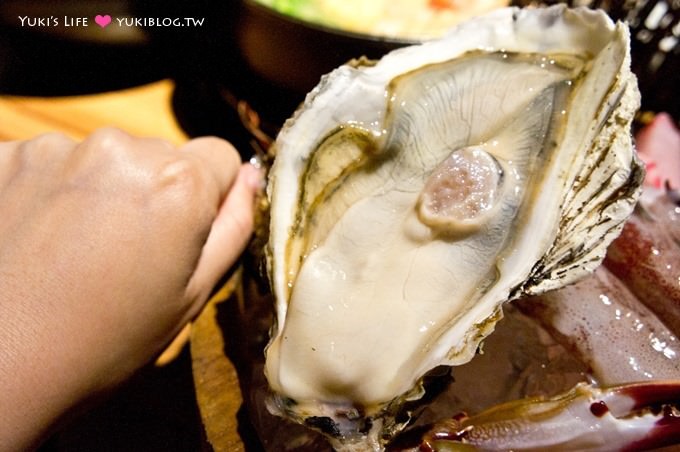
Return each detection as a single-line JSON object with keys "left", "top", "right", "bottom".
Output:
{"left": 263, "top": 5, "right": 643, "bottom": 449}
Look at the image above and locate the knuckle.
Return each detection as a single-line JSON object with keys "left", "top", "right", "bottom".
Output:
{"left": 27, "top": 131, "right": 75, "bottom": 151}
{"left": 83, "top": 127, "right": 132, "bottom": 153}
{"left": 161, "top": 158, "right": 203, "bottom": 190}
{"left": 186, "top": 136, "right": 242, "bottom": 165}
{"left": 75, "top": 128, "right": 133, "bottom": 166}
{"left": 157, "top": 158, "right": 215, "bottom": 210}
{"left": 87, "top": 127, "right": 131, "bottom": 144}
{"left": 10, "top": 132, "right": 75, "bottom": 171}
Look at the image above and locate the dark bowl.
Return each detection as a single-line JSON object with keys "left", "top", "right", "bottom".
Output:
{"left": 231, "top": 0, "right": 417, "bottom": 94}
{"left": 228, "top": 0, "right": 678, "bottom": 119}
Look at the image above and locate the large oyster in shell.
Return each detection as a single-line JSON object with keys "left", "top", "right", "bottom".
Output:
{"left": 263, "top": 5, "right": 643, "bottom": 449}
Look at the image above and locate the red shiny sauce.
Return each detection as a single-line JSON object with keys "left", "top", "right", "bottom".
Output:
{"left": 590, "top": 400, "right": 609, "bottom": 417}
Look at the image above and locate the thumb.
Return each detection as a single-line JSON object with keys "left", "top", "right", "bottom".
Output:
{"left": 188, "top": 162, "right": 263, "bottom": 303}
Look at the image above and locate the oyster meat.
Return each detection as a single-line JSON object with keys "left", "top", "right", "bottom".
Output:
{"left": 263, "top": 5, "right": 643, "bottom": 449}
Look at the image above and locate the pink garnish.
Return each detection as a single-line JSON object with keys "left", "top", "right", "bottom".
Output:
{"left": 636, "top": 113, "right": 680, "bottom": 189}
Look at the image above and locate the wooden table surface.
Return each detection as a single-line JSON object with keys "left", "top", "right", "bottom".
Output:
{"left": 0, "top": 80, "right": 186, "bottom": 143}
{"left": 0, "top": 81, "right": 248, "bottom": 451}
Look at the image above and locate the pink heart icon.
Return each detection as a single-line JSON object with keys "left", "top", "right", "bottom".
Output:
{"left": 95, "top": 14, "right": 111, "bottom": 28}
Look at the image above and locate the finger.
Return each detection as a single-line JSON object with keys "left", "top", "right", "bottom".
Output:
{"left": 155, "top": 323, "right": 192, "bottom": 367}
{"left": 179, "top": 137, "right": 242, "bottom": 199}
{"left": 187, "top": 162, "right": 263, "bottom": 305}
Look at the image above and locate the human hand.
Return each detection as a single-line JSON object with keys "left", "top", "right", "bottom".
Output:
{"left": 0, "top": 128, "right": 261, "bottom": 450}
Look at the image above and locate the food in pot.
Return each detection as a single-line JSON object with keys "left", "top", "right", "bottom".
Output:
{"left": 252, "top": 0, "right": 511, "bottom": 40}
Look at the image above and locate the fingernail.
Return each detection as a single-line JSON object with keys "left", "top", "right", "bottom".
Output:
{"left": 249, "top": 154, "right": 263, "bottom": 169}
{"left": 245, "top": 162, "right": 265, "bottom": 190}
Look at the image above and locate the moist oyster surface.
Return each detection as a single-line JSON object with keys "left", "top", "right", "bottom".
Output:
{"left": 263, "top": 5, "right": 642, "bottom": 446}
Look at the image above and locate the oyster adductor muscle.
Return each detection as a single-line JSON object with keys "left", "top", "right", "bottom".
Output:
{"left": 263, "top": 4, "right": 643, "bottom": 445}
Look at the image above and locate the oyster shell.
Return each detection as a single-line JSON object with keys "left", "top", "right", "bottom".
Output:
{"left": 263, "top": 5, "right": 643, "bottom": 449}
